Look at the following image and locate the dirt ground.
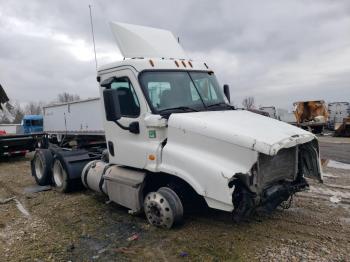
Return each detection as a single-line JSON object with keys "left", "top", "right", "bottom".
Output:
{"left": 1, "top": 137, "right": 350, "bottom": 262}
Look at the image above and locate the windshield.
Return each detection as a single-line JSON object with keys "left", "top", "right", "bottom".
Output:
{"left": 139, "top": 71, "right": 226, "bottom": 113}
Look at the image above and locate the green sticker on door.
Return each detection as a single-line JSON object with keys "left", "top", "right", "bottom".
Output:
{"left": 149, "top": 130, "right": 156, "bottom": 138}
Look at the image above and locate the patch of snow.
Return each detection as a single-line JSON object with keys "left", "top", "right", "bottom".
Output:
{"left": 327, "top": 160, "right": 350, "bottom": 170}
{"left": 322, "top": 173, "right": 338, "bottom": 178}
{"left": 329, "top": 195, "right": 341, "bottom": 203}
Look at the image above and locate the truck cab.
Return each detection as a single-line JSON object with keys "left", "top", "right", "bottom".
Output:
{"left": 31, "top": 22, "right": 323, "bottom": 228}
{"left": 22, "top": 115, "right": 43, "bottom": 134}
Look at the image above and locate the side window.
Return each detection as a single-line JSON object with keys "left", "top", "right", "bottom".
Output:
{"left": 110, "top": 77, "right": 140, "bottom": 117}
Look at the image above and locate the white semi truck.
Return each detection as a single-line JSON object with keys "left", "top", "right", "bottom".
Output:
{"left": 31, "top": 22, "right": 322, "bottom": 228}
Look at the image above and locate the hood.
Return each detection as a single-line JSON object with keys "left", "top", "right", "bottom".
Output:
{"left": 168, "top": 110, "right": 315, "bottom": 156}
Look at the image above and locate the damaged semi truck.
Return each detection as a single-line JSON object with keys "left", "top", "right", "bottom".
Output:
{"left": 31, "top": 22, "right": 322, "bottom": 228}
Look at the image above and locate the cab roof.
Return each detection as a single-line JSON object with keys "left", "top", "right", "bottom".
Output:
{"left": 97, "top": 58, "right": 211, "bottom": 75}
{"left": 23, "top": 115, "right": 43, "bottom": 120}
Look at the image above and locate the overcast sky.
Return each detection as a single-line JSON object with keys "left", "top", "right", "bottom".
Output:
{"left": 1, "top": 0, "right": 349, "bottom": 110}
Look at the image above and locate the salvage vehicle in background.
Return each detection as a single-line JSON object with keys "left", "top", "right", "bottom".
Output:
{"left": 259, "top": 106, "right": 277, "bottom": 119}
{"left": 0, "top": 85, "right": 45, "bottom": 157}
{"left": 31, "top": 22, "right": 323, "bottom": 228}
{"left": 328, "top": 102, "right": 350, "bottom": 132}
{"left": 0, "top": 115, "right": 44, "bottom": 157}
{"left": 334, "top": 117, "right": 350, "bottom": 137}
{"left": 293, "top": 100, "right": 328, "bottom": 134}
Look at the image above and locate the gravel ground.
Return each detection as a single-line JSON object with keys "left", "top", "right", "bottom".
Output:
{"left": 0, "top": 137, "right": 349, "bottom": 261}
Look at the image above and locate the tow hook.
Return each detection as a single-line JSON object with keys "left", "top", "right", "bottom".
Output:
{"left": 280, "top": 194, "right": 294, "bottom": 209}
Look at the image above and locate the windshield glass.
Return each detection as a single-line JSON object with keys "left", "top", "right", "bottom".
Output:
{"left": 31, "top": 119, "right": 43, "bottom": 126}
{"left": 139, "top": 71, "right": 226, "bottom": 113}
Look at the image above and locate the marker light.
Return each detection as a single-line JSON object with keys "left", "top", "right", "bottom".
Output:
{"left": 148, "top": 154, "right": 156, "bottom": 161}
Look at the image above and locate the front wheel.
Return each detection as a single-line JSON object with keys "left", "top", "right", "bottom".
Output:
{"left": 144, "top": 187, "right": 183, "bottom": 229}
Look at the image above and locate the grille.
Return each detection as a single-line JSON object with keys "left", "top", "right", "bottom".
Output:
{"left": 258, "top": 146, "right": 297, "bottom": 188}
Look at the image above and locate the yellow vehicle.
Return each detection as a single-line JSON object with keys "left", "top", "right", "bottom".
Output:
{"left": 293, "top": 100, "right": 328, "bottom": 134}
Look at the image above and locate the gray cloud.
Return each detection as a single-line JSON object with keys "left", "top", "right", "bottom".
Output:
{"left": 0, "top": 0, "right": 349, "bottom": 109}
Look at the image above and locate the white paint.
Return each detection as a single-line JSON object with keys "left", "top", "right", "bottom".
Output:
{"left": 167, "top": 110, "right": 315, "bottom": 156}
{"left": 327, "top": 160, "right": 350, "bottom": 170}
{"left": 110, "top": 22, "right": 187, "bottom": 59}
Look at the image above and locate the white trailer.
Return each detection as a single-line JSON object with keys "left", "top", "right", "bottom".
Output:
{"left": 43, "top": 98, "right": 104, "bottom": 136}
{"left": 31, "top": 22, "right": 322, "bottom": 228}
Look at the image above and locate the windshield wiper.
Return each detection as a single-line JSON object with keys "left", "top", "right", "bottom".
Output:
{"left": 206, "top": 102, "right": 235, "bottom": 109}
{"left": 159, "top": 106, "right": 198, "bottom": 115}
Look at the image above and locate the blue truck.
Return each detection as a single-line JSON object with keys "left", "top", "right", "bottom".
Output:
{"left": 0, "top": 85, "right": 45, "bottom": 157}
{"left": 21, "top": 115, "right": 44, "bottom": 134}
{"left": 0, "top": 115, "right": 44, "bottom": 157}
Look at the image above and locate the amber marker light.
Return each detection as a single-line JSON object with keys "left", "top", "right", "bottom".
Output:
{"left": 148, "top": 155, "right": 156, "bottom": 161}
{"left": 149, "top": 59, "right": 154, "bottom": 67}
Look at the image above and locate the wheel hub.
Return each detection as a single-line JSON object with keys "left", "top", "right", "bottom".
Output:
{"left": 144, "top": 192, "right": 174, "bottom": 228}
{"left": 34, "top": 156, "right": 44, "bottom": 179}
{"left": 53, "top": 160, "right": 65, "bottom": 187}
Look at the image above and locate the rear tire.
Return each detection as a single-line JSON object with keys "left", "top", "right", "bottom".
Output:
{"left": 144, "top": 187, "right": 183, "bottom": 229}
{"left": 31, "top": 149, "right": 53, "bottom": 186}
{"left": 52, "top": 158, "right": 70, "bottom": 193}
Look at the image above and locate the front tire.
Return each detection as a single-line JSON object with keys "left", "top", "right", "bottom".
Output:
{"left": 144, "top": 187, "right": 183, "bottom": 229}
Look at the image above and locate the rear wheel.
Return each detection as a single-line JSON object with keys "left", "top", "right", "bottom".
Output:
{"left": 52, "top": 158, "right": 70, "bottom": 192}
{"left": 31, "top": 149, "right": 53, "bottom": 185}
{"left": 144, "top": 187, "right": 183, "bottom": 229}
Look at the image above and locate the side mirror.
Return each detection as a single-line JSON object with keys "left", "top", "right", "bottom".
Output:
{"left": 103, "top": 89, "right": 122, "bottom": 121}
{"left": 223, "top": 84, "right": 230, "bottom": 103}
{"left": 129, "top": 121, "right": 140, "bottom": 134}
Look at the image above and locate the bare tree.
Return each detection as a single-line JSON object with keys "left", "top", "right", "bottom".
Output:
{"left": 57, "top": 92, "right": 80, "bottom": 103}
{"left": 12, "top": 102, "right": 25, "bottom": 124}
{"left": 24, "top": 101, "right": 45, "bottom": 115}
{"left": 242, "top": 96, "right": 255, "bottom": 109}
{"left": 0, "top": 114, "right": 11, "bottom": 124}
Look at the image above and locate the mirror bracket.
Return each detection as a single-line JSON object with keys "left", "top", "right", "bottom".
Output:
{"left": 114, "top": 120, "right": 139, "bottom": 134}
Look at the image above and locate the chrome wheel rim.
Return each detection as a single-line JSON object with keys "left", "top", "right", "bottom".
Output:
{"left": 53, "top": 160, "right": 65, "bottom": 187}
{"left": 34, "top": 155, "right": 44, "bottom": 180}
{"left": 144, "top": 192, "right": 174, "bottom": 228}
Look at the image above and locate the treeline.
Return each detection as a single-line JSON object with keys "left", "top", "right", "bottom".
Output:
{"left": 0, "top": 92, "right": 80, "bottom": 124}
